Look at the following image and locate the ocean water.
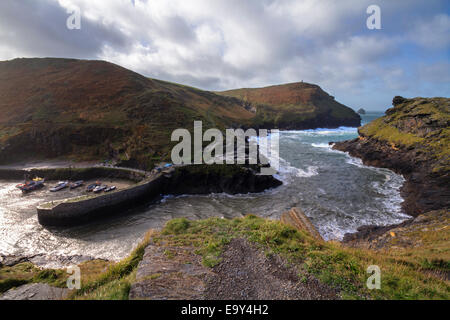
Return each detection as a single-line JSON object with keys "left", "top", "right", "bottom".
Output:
{"left": 0, "top": 113, "right": 410, "bottom": 263}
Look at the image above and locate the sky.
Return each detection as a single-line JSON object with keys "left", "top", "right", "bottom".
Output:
{"left": 0, "top": 0, "right": 449, "bottom": 111}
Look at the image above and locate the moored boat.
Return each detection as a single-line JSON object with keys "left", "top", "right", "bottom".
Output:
{"left": 50, "top": 181, "right": 68, "bottom": 192}
{"left": 86, "top": 182, "right": 101, "bottom": 192}
{"left": 93, "top": 185, "right": 107, "bottom": 193}
{"left": 70, "top": 180, "right": 84, "bottom": 189}
{"left": 16, "top": 177, "right": 45, "bottom": 193}
{"left": 104, "top": 186, "right": 116, "bottom": 192}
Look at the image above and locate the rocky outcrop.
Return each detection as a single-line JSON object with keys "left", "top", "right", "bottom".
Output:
{"left": 333, "top": 97, "right": 449, "bottom": 217}
{"left": 335, "top": 97, "right": 449, "bottom": 248}
{"left": 0, "top": 283, "right": 69, "bottom": 300}
{"left": 160, "top": 164, "right": 282, "bottom": 195}
{"left": 219, "top": 82, "right": 361, "bottom": 130}
{"left": 343, "top": 209, "right": 449, "bottom": 250}
{"left": 280, "top": 207, "right": 323, "bottom": 241}
{"left": 129, "top": 242, "right": 213, "bottom": 300}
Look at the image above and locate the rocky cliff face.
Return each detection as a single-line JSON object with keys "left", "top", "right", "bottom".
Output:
{"left": 161, "top": 164, "right": 282, "bottom": 195}
{"left": 334, "top": 97, "right": 449, "bottom": 217}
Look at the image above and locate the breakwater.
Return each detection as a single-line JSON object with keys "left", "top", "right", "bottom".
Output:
{"left": 3, "top": 164, "right": 281, "bottom": 227}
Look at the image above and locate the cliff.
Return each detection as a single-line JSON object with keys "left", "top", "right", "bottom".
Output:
{"left": 219, "top": 82, "right": 361, "bottom": 129}
{"left": 333, "top": 97, "right": 449, "bottom": 217}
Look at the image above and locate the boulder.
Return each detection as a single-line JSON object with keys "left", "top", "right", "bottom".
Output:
{"left": 0, "top": 283, "right": 70, "bottom": 300}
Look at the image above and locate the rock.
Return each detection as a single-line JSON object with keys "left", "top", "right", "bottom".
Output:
{"left": 392, "top": 96, "right": 407, "bottom": 106}
{"left": 129, "top": 244, "right": 213, "bottom": 300}
{"left": 0, "top": 283, "right": 70, "bottom": 300}
{"left": 280, "top": 207, "right": 323, "bottom": 241}
{"left": 357, "top": 108, "right": 366, "bottom": 115}
{"left": 0, "top": 253, "right": 100, "bottom": 268}
{"left": 333, "top": 97, "right": 450, "bottom": 217}
{"left": 342, "top": 209, "right": 448, "bottom": 250}
{"left": 161, "top": 165, "right": 282, "bottom": 195}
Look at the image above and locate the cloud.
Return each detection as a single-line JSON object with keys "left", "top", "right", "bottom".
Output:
{"left": 0, "top": 0, "right": 448, "bottom": 110}
{"left": 0, "top": 0, "right": 131, "bottom": 59}
{"left": 409, "top": 14, "right": 450, "bottom": 49}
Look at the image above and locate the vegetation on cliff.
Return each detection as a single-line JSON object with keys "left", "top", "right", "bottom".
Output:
{"left": 219, "top": 82, "right": 361, "bottom": 129}
{"left": 0, "top": 58, "right": 360, "bottom": 169}
{"left": 3, "top": 214, "right": 440, "bottom": 300}
{"left": 358, "top": 97, "right": 449, "bottom": 174}
{"left": 334, "top": 97, "right": 449, "bottom": 216}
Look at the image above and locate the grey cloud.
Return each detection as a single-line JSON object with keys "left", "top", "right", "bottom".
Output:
{"left": 0, "top": 0, "right": 131, "bottom": 59}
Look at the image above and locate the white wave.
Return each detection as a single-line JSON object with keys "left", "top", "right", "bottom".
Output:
{"left": 345, "top": 154, "right": 366, "bottom": 168}
{"left": 283, "top": 126, "right": 358, "bottom": 136}
{"left": 294, "top": 166, "right": 319, "bottom": 177}
{"left": 311, "top": 143, "right": 330, "bottom": 148}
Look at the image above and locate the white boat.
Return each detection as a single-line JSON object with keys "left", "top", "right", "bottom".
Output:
{"left": 50, "top": 181, "right": 68, "bottom": 192}
{"left": 93, "top": 185, "right": 107, "bottom": 193}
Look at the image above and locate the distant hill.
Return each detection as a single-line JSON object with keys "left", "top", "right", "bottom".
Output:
{"left": 0, "top": 58, "right": 360, "bottom": 169}
{"left": 218, "top": 82, "right": 361, "bottom": 129}
{"left": 0, "top": 58, "right": 255, "bottom": 168}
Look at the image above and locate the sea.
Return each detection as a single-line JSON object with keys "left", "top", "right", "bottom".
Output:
{"left": 0, "top": 112, "right": 410, "bottom": 264}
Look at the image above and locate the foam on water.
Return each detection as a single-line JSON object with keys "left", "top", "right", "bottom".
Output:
{"left": 0, "top": 113, "right": 410, "bottom": 261}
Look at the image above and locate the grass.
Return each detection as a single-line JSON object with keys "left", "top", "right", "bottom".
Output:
{"left": 359, "top": 98, "right": 449, "bottom": 174}
{"left": 0, "top": 259, "right": 112, "bottom": 294}
{"left": 360, "top": 117, "right": 424, "bottom": 147}
{"left": 3, "top": 214, "right": 447, "bottom": 300}
{"left": 0, "top": 263, "right": 67, "bottom": 293}
{"left": 151, "top": 215, "right": 449, "bottom": 300}
{"left": 68, "top": 230, "right": 155, "bottom": 300}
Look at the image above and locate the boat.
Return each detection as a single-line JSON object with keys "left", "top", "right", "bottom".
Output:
{"left": 70, "top": 180, "right": 84, "bottom": 189}
{"left": 16, "top": 177, "right": 45, "bottom": 193}
{"left": 86, "top": 182, "right": 101, "bottom": 192}
{"left": 50, "top": 181, "right": 69, "bottom": 192}
{"left": 93, "top": 185, "right": 107, "bottom": 193}
{"left": 104, "top": 186, "right": 116, "bottom": 192}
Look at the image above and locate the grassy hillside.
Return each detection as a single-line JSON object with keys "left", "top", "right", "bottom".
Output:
{"left": 359, "top": 97, "right": 449, "bottom": 174}
{"left": 0, "top": 58, "right": 361, "bottom": 169}
{"left": 10, "top": 214, "right": 442, "bottom": 300}
{"left": 219, "top": 82, "right": 361, "bottom": 129}
{"left": 0, "top": 58, "right": 253, "bottom": 169}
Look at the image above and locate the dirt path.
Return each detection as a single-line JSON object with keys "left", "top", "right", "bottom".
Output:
{"left": 204, "top": 238, "right": 338, "bottom": 300}
{"left": 130, "top": 238, "right": 338, "bottom": 300}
